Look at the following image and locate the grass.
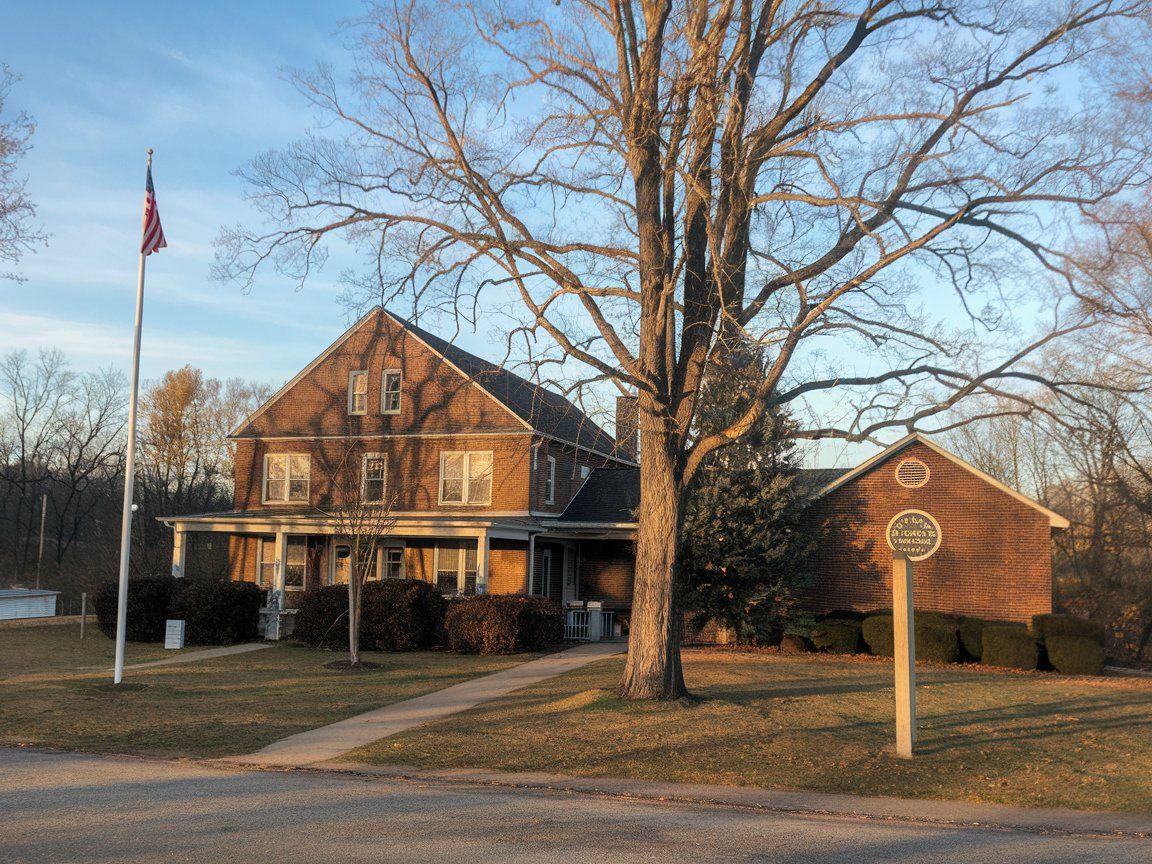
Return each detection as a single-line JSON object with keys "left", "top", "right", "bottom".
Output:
{"left": 348, "top": 648, "right": 1152, "bottom": 814}
{"left": 0, "top": 619, "right": 186, "bottom": 676}
{"left": 0, "top": 625, "right": 530, "bottom": 758}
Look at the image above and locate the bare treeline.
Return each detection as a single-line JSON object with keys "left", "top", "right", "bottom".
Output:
{"left": 0, "top": 348, "right": 271, "bottom": 608}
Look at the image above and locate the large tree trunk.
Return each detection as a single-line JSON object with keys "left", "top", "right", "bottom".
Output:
{"left": 619, "top": 404, "right": 688, "bottom": 700}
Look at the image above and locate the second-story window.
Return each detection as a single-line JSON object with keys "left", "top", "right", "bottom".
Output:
{"left": 544, "top": 455, "right": 556, "bottom": 505}
{"left": 439, "top": 451, "right": 493, "bottom": 505}
{"left": 381, "top": 369, "right": 402, "bottom": 414}
{"left": 264, "top": 454, "right": 310, "bottom": 504}
{"left": 348, "top": 370, "right": 368, "bottom": 415}
{"left": 362, "top": 453, "right": 388, "bottom": 503}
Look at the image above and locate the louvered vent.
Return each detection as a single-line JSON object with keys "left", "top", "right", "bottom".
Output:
{"left": 895, "top": 458, "right": 930, "bottom": 488}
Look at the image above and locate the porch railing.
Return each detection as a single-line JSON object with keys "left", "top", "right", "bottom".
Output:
{"left": 565, "top": 609, "right": 590, "bottom": 640}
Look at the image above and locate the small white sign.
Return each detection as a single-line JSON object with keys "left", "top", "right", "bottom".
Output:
{"left": 164, "top": 619, "right": 185, "bottom": 650}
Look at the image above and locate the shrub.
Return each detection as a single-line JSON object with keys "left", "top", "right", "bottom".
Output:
{"left": 862, "top": 614, "right": 894, "bottom": 656}
{"left": 293, "top": 585, "right": 351, "bottom": 650}
{"left": 1031, "top": 613, "right": 1106, "bottom": 646}
{"left": 1046, "top": 635, "right": 1106, "bottom": 676}
{"left": 815, "top": 608, "right": 866, "bottom": 622}
{"left": 94, "top": 577, "right": 175, "bottom": 642}
{"left": 444, "top": 595, "right": 564, "bottom": 654}
{"left": 983, "top": 626, "right": 1040, "bottom": 670}
{"left": 169, "top": 579, "right": 264, "bottom": 645}
{"left": 779, "top": 633, "right": 811, "bottom": 653}
{"left": 916, "top": 610, "right": 961, "bottom": 630}
{"left": 915, "top": 621, "right": 960, "bottom": 663}
{"left": 809, "top": 619, "right": 862, "bottom": 654}
{"left": 360, "top": 580, "right": 445, "bottom": 651}
{"left": 958, "top": 616, "right": 992, "bottom": 661}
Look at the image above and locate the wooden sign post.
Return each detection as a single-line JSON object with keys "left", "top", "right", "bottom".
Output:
{"left": 885, "top": 509, "right": 942, "bottom": 759}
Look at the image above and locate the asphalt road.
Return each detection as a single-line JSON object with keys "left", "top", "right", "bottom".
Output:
{"left": 0, "top": 749, "right": 1146, "bottom": 863}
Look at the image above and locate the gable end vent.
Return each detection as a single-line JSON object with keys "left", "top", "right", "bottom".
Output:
{"left": 895, "top": 458, "right": 930, "bottom": 488}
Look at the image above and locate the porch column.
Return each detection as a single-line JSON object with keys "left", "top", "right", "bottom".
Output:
{"left": 171, "top": 527, "right": 186, "bottom": 578}
{"left": 527, "top": 533, "right": 536, "bottom": 594}
{"left": 274, "top": 530, "right": 288, "bottom": 610}
{"left": 476, "top": 530, "right": 490, "bottom": 594}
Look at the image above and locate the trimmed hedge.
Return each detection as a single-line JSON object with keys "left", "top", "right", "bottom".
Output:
{"left": 809, "top": 619, "right": 862, "bottom": 654}
{"left": 779, "top": 633, "right": 812, "bottom": 653}
{"left": 862, "top": 614, "right": 960, "bottom": 662}
{"left": 983, "top": 626, "right": 1040, "bottom": 669}
{"left": 94, "top": 577, "right": 177, "bottom": 642}
{"left": 361, "top": 580, "right": 445, "bottom": 651}
{"left": 862, "top": 614, "right": 894, "bottom": 656}
{"left": 915, "top": 621, "right": 960, "bottom": 664}
{"left": 1031, "top": 613, "right": 1106, "bottom": 646}
{"left": 294, "top": 580, "right": 446, "bottom": 652}
{"left": 1046, "top": 635, "right": 1106, "bottom": 675}
{"left": 170, "top": 580, "right": 264, "bottom": 645}
{"left": 443, "top": 595, "right": 564, "bottom": 654}
{"left": 959, "top": 616, "right": 992, "bottom": 661}
{"left": 95, "top": 577, "right": 262, "bottom": 645}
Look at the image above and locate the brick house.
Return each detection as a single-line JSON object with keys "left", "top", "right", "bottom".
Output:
{"left": 161, "top": 307, "right": 640, "bottom": 639}
{"left": 798, "top": 434, "right": 1069, "bottom": 623}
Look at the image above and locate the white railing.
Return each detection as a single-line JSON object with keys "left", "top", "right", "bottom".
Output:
{"left": 600, "top": 611, "right": 616, "bottom": 639}
{"left": 565, "top": 609, "right": 590, "bottom": 640}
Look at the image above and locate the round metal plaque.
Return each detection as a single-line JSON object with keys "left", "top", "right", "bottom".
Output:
{"left": 885, "top": 509, "right": 941, "bottom": 561}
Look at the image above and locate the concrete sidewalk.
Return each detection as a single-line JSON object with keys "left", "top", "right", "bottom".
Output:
{"left": 309, "top": 761, "right": 1152, "bottom": 839}
{"left": 234, "top": 641, "right": 625, "bottom": 767}
{"left": 124, "top": 642, "right": 273, "bottom": 670}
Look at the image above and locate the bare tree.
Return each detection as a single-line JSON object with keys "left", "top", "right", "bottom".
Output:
{"left": 217, "top": 1, "right": 1152, "bottom": 698}
{"left": 0, "top": 65, "right": 44, "bottom": 280}
{"left": 315, "top": 444, "right": 399, "bottom": 667}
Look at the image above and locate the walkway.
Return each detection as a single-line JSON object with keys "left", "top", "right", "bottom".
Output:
{"left": 124, "top": 642, "right": 273, "bottom": 670}
{"left": 236, "top": 641, "right": 625, "bottom": 767}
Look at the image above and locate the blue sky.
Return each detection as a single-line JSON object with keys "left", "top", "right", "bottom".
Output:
{"left": 1, "top": 0, "right": 373, "bottom": 384}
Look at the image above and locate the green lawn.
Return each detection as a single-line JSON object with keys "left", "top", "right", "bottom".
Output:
{"left": 348, "top": 648, "right": 1152, "bottom": 814}
{"left": 0, "top": 625, "right": 531, "bottom": 758}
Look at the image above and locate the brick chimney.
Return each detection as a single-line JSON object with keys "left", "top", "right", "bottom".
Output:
{"left": 615, "top": 395, "right": 639, "bottom": 462}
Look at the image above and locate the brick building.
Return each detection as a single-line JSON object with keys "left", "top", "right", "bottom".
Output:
{"left": 161, "top": 307, "right": 639, "bottom": 638}
{"left": 798, "top": 435, "right": 1068, "bottom": 623}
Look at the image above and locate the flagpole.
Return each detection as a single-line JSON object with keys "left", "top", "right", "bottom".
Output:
{"left": 113, "top": 148, "right": 153, "bottom": 685}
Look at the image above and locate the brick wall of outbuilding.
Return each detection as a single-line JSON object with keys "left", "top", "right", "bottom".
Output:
{"left": 800, "top": 441, "right": 1055, "bottom": 623}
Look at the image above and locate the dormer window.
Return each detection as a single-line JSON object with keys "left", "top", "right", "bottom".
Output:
{"left": 348, "top": 370, "right": 368, "bottom": 415}
{"left": 381, "top": 369, "right": 402, "bottom": 414}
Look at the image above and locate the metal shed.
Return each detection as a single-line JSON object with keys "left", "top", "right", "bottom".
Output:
{"left": 0, "top": 588, "right": 60, "bottom": 621}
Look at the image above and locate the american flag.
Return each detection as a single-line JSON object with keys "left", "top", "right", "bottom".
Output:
{"left": 141, "top": 163, "right": 167, "bottom": 256}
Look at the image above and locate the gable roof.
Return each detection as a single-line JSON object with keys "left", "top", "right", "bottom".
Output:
{"left": 812, "top": 433, "right": 1070, "bottom": 529}
{"left": 557, "top": 467, "right": 640, "bottom": 523}
{"left": 386, "top": 310, "right": 619, "bottom": 457}
{"left": 231, "top": 306, "right": 624, "bottom": 458}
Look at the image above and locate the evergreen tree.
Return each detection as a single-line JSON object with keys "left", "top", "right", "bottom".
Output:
{"left": 682, "top": 353, "right": 815, "bottom": 644}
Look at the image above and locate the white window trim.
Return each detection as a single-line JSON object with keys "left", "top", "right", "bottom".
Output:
{"left": 380, "top": 545, "right": 406, "bottom": 580}
{"left": 361, "top": 452, "right": 388, "bottom": 503}
{"left": 329, "top": 541, "right": 352, "bottom": 586}
{"left": 348, "top": 370, "right": 368, "bottom": 415}
{"left": 544, "top": 455, "right": 557, "bottom": 505}
{"left": 438, "top": 450, "right": 494, "bottom": 506}
{"left": 257, "top": 537, "right": 277, "bottom": 589}
{"left": 381, "top": 369, "right": 402, "bottom": 415}
{"left": 433, "top": 540, "right": 478, "bottom": 593}
{"left": 262, "top": 453, "right": 311, "bottom": 505}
